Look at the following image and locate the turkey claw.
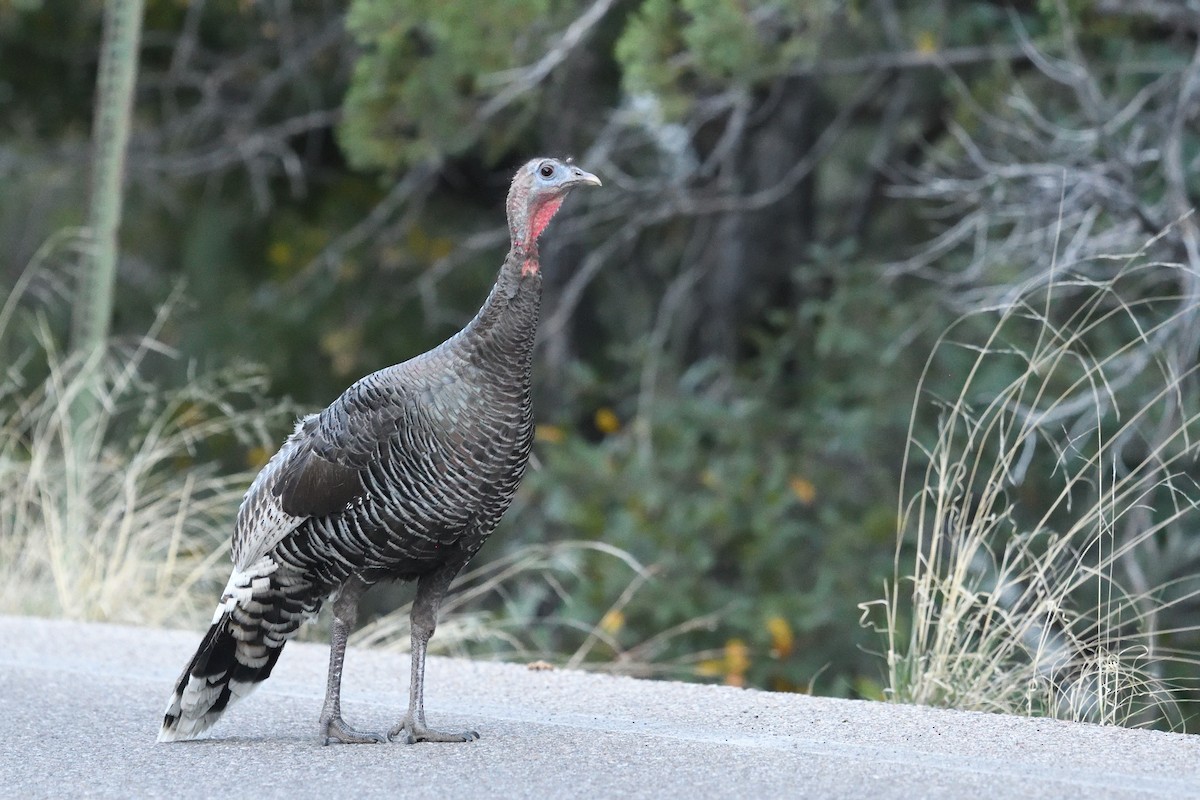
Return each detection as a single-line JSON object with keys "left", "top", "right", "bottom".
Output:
{"left": 388, "top": 719, "right": 479, "bottom": 744}
{"left": 321, "top": 716, "right": 387, "bottom": 745}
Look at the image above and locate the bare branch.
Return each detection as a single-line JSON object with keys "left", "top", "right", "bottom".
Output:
{"left": 476, "top": 0, "right": 617, "bottom": 122}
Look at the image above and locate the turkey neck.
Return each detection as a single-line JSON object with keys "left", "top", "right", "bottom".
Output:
{"left": 451, "top": 246, "right": 542, "bottom": 378}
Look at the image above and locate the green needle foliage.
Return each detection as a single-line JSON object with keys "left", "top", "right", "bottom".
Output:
{"left": 340, "top": 0, "right": 569, "bottom": 170}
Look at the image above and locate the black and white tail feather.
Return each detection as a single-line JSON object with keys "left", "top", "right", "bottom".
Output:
{"left": 159, "top": 418, "right": 321, "bottom": 742}
{"left": 158, "top": 562, "right": 320, "bottom": 740}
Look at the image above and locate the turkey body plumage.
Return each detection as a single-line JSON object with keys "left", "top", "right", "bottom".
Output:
{"left": 159, "top": 157, "right": 600, "bottom": 744}
{"left": 263, "top": 270, "right": 540, "bottom": 591}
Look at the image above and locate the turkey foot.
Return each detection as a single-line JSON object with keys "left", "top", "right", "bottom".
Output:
{"left": 387, "top": 715, "right": 480, "bottom": 744}
{"left": 321, "top": 716, "right": 386, "bottom": 745}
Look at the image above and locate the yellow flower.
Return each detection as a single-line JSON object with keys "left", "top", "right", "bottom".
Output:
{"left": 535, "top": 424, "right": 565, "bottom": 443}
{"left": 599, "top": 609, "right": 625, "bottom": 635}
{"left": 696, "top": 638, "right": 751, "bottom": 685}
{"left": 916, "top": 30, "right": 937, "bottom": 55}
{"left": 724, "top": 639, "right": 750, "bottom": 687}
{"left": 267, "top": 241, "right": 293, "bottom": 268}
{"left": 766, "top": 616, "right": 794, "bottom": 659}
{"left": 246, "top": 446, "right": 272, "bottom": 469}
{"left": 789, "top": 475, "right": 817, "bottom": 505}
{"left": 593, "top": 407, "right": 621, "bottom": 435}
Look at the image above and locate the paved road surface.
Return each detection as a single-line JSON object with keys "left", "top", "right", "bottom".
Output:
{"left": 1, "top": 615, "right": 1197, "bottom": 798}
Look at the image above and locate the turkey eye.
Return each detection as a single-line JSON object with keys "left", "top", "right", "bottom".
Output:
{"left": 539, "top": 164, "right": 554, "bottom": 178}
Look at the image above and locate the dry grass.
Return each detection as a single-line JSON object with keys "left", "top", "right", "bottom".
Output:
{"left": 867, "top": 239, "right": 1200, "bottom": 729}
{"left": 0, "top": 254, "right": 290, "bottom": 627}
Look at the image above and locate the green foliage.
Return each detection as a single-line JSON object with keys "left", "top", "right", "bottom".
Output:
{"left": 340, "top": 0, "right": 563, "bottom": 170}
{"left": 499, "top": 382, "right": 896, "bottom": 692}
{"left": 492, "top": 255, "right": 923, "bottom": 692}
{"left": 615, "top": 0, "right": 830, "bottom": 114}
{"left": 0, "top": 0, "right": 100, "bottom": 133}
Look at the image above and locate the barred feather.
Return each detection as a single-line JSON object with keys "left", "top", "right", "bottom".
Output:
{"left": 159, "top": 158, "right": 597, "bottom": 742}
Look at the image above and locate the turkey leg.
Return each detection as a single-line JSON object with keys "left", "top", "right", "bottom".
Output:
{"left": 319, "top": 575, "right": 386, "bottom": 744}
{"left": 388, "top": 561, "right": 480, "bottom": 744}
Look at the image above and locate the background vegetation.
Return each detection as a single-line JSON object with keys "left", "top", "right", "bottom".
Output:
{"left": 3, "top": 0, "right": 1200, "bottom": 727}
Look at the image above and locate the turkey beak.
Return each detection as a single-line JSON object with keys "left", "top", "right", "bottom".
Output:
{"left": 568, "top": 166, "right": 602, "bottom": 188}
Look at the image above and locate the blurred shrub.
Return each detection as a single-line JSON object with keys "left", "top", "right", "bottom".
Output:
{"left": 489, "top": 256, "right": 920, "bottom": 694}
{"left": 501, "top": 382, "right": 895, "bottom": 693}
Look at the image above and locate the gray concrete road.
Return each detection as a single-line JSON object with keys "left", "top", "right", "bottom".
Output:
{"left": 1, "top": 615, "right": 1197, "bottom": 798}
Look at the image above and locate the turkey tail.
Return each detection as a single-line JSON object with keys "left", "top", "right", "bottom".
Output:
{"left": 158, "top": 558, "right": 317, "bottom": 742}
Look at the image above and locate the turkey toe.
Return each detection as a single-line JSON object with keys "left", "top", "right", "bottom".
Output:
{"left": 321, "top": 717, "right": 387, "bottom": 745}
{"left": 388, "top": 720, "right": 479, "bottom": 744}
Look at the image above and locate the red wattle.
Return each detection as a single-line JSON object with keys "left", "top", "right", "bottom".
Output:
{"left": 528, "top": 196, "right": 564, "bottom": 245}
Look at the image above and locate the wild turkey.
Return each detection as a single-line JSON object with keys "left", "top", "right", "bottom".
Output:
{"left": 159, "top": 157, "right": 601, "bottom": 744}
